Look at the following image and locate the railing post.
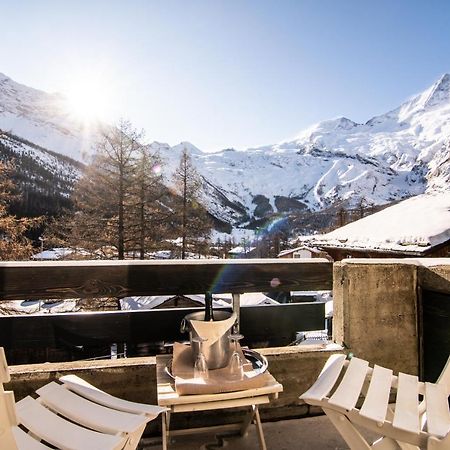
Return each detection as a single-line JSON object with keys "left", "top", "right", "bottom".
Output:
{"left": 232, "top": 293, "right": 241, "bottom": 332}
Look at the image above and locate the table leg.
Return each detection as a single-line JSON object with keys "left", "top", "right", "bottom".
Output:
{"left": 162, "top": 410, "right": 171, "bottom": 450}
{"left": 254, "top": 405, "right": 267, "bottom": 450}
{"left": 240, "top": 406, "right": 256, "bottom": 436}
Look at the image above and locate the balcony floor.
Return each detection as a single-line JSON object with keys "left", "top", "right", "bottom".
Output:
{"left": 142, "top": 415, "right": 380, "bottom": 449}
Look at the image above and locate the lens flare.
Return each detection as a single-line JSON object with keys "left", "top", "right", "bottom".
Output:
{"left": 63, "top": 72, "right": 111, "bottom": 122}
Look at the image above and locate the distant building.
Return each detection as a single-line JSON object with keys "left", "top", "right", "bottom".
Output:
{"left": 306, "top": 193, "right": 450, "bottom": 260}
{"left": 227, "top": 245, "right": 257, "bottom": 259}
{"left": 277, "top": 245, "right": 331, "bottom": 260}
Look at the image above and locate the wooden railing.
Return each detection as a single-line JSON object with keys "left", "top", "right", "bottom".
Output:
{"left": 0, "top": 259, "right": 333, "bottom": 363}
{"left": 0, "top": 258, "right": 332, "bottom": 300}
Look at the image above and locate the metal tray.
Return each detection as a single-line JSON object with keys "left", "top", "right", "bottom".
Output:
{"left": 165, "top": 348, "right": 268, "bottom": 380}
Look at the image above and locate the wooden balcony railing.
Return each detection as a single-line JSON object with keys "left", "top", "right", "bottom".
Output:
{"left": 0, "top": 258, "right": 332, "bottom": 300}
{"left": 0, "top": 259, "right": 333, "bottom": 363}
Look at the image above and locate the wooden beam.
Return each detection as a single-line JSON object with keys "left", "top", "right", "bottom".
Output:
{"left": 0, "top": 259, "right": 332, "bottom": 301}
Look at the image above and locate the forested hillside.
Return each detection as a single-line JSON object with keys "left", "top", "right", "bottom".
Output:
{"left": 0, "top": 130, "right": 82, "bottom": 217}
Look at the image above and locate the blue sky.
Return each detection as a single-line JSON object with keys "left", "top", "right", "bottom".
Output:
{"left": 2, "top": 0, "right": 450, "bottom": 151}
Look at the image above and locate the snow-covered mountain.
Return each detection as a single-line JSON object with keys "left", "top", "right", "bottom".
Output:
{"left": 1, "top": 72, "right": 449, "bottom": 227}
{"left": 156, "top": 74, "right": 450, "bottom": 224}
{"left": 187, "top": 74, "right": 450, "bottom": 220}
{"left": 0, "top": 73, "right": 103, "bottom": 161}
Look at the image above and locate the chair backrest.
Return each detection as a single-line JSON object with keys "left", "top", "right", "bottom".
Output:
{"left": 0, "top": 347, "right": 11, "bottom": 383}
{"left": 0, "top": 347, "right": 19, "bottom": 450}
{"left": 436, "top": 354, "right": 450, "bottom": 393}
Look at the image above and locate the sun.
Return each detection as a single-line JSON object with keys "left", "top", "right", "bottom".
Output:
{"left": 64, "top": 76, "right": 110, "bottom": 122}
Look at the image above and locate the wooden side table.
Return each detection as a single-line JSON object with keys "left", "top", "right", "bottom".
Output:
{"left": 156, "top": 355, "right": 283, "bottom": 450}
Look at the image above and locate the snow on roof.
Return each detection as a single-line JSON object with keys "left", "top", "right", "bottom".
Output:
{"left": 148, "top": 250, "right": 172, "bottom": 259}
{"left": 311, "top": 193, "right": 450, "bottom": 254}
{"left": 277, "top": 246, "right": 323, "bottom": 257}
{"left": 120, "top": 295, "right": 229, "bottom": 311}
{"left": 215, "top": 292, "right": 279, "bottom": 306}
{"left": 1, "top": 300, "right": 78, "bottom": 314}
{"left": 228, "top": 246, "right": 256, "bottom": 254}
{"left": 31, "top": 247, "right": 74, "bottom": 260}
{"left": 120, "top": 292, "right": 278, "bottom": 310}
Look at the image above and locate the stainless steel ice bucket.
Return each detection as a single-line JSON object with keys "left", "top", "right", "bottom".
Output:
{"left": 180, "top": 311, "right": 234, "bottom": 369}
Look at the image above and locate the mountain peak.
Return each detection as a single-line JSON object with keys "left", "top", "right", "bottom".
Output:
{"left": 297, "top": 116, "right": 358, "bottom": 139}
{"left": 436, "top": 73, "right": 450, "bottom": 87}
{"left": 172, "top": 141, "right": 203, "bottom": 154}
{"left": 420, "top": 73, "right": 450, "bottom": 109}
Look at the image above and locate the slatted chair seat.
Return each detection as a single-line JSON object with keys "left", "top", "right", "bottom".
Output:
{"left": 300, "top": 354, "right": 450, "bottom": 450}
{"left": 16, "top": 396, "right": 126, "bottom": 450}
{"left": 12, "top": 427, "right": 53, "bottom": 450}
{"left": 60, "top": 374, "right": 164, "bottom": 418}
{"left": 0, "top": 347, "right": 167, "bottom": 450}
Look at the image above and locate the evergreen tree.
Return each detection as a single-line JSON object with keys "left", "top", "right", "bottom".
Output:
{"left": 172, "top": 147, "right": 212, "bottom": 259}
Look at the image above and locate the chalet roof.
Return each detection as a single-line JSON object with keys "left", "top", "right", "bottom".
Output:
{"left": 309, "top": 192, "right": 450, "bottom": 255}
{"left": 228, "top": 246, "right": 256, "bottom": 255}
{"left": 120, "top": 292, "right": 278, "bottom": 310}
{"left": 31, "top": 247, "right": 75, "bottom": 260}
{"left": 277, "top": 246, "right": 324, "bottom": 257}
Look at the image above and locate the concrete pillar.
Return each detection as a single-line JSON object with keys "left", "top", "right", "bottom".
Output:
{"left": 333, "top": 259, "right": 419, "bottom": 375}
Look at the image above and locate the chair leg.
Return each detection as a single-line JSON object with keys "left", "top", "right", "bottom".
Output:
{"left": 427, "top": 433, "right": 450, "bottom": 450}
{"left": 123, "top": 423, "right": 147, "bottom": 450}
{"left": 396, "top": 442, "right": 420, "bottom": 450}
{"left": 0, "top": 389, "right": 19, "bottom": 450}
{"left": 323, "top": 408, "right": 372, "bottom": 450}
{"left": 372, "top": 437, "right": 403, "bottom": 449}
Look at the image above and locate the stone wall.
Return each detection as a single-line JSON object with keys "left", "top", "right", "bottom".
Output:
{"left": 333, "top": 259, "right": 419, "bottom": 375}
{"left": 333, "top": 258, "right": 450, "bottom": 377}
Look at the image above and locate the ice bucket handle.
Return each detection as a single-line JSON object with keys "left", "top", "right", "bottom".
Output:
{"left": 180, "top": 318, "right": 188, "bottom": 334}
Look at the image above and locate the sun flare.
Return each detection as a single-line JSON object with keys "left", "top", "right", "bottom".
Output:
{"left": 64, "top": 76, "right": 110, "bottom": 122}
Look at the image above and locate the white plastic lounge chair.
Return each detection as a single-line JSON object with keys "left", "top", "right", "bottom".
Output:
{"left": 0, "top": 347, "right": 167, "bottom": 450}
{"left": 300, "top": 354, "right": 450, "bottom": 450}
